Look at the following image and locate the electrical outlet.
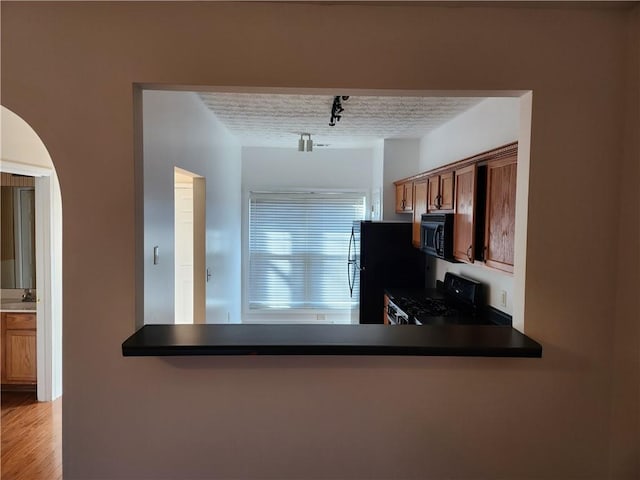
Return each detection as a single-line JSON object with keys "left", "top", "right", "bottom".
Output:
{"left": 500, "top": 290, "right": 507, "bottom": 308}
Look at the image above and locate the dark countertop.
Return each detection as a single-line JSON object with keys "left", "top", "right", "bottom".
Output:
{"left": 122, "top": 324, "right": 542, "bottom": 358}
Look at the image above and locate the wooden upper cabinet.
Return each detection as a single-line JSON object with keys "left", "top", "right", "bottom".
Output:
{"left": 427, "top": 176, "right": 440, "bottom": 212}
{"left": 427, "top": 171, "right": 454, "bottom": 212}
{"left": 395, "top": 183, "right": 404, "bottom": 211}
{"left": 453, "top": 164, "right": 477, "bottom": 263}
{"left": 395, "top": 181, "right": 413, "bottom": 213}
{"left": 484, "top": 156, "right": 517, "bottom": 273}
{"left": 391, "top": 142, "right": 518, "bottom": 270}
{"left": 412, "top": 180, "right": 428, "bottom": 247}
{"left": 439, "top": 172, "right": 454, "bottom": 210}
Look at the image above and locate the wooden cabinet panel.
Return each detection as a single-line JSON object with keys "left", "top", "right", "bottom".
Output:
{"left": 395, "top": 182, "right": 413, "bottom": 213}
{"left": 395, "top": 184, "right": 405, "bottom": 212}
{"left": 427, "top": 172, "right": 454, "bottom": 212}
{"left": 439, "top": 172, "right": 454, "bottom": 210}
{"left": 1, "top": 312, "right": 37, "bottom": 385}
{"left": 5, "top": 313, "right": 36, "bottom": 330}
{"left": 484, "top": 156, "right": 517, "bottom": 273}
{"left": 412, "top": 181, "right": 428, "bottom": 247}
{"left": 453, "top": 164, "right": 477, "bottom": 263}
{"left": 5, "top": 329, "right": 36, "bottom": 383}
{"left": 427, "top": 176, "right": 440, "bottom": 212}
{"left": 403, "top": 182, "right": 413, "bottom": 211}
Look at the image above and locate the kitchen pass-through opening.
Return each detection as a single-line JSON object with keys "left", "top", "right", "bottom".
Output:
{"left": 136, "top": 87, "right": 532, "bottom": 332}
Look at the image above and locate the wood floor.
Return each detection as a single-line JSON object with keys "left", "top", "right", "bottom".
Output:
{"left": 1, "top": 391, "right": 62, "bottom": 480}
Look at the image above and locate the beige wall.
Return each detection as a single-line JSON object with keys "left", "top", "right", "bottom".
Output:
{"left": 1, "top": 2, "right": 638, "bottom": 479}
{"left": 609, "top": 5, "right": 640, "bottom": 478}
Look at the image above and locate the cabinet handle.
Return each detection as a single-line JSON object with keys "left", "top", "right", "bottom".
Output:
{"left": 435, "top": 194, "right": 442, "bottom": 209}
{"left": 466, "top": 245, "right": 473, "bottom": 262}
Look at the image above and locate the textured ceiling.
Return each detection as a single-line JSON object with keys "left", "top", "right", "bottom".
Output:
{"left": 198, "top": 93, "right": 484, "bottom": 148}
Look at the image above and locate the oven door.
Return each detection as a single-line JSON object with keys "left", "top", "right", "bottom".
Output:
{"left": 386, "top": 300, "right": 409, "bottom": 325}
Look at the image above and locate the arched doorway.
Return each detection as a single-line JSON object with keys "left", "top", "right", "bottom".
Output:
{"left": 1, "top": 106, "right": 63, "bottom": 401}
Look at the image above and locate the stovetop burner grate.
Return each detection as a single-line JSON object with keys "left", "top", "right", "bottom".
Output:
{"left": 393, "top": 295, "right": 471, "bottom": 318}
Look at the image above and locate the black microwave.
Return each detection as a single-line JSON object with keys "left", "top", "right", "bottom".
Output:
{"left": 420, "top": 213, "right": 455, "bottom": 261}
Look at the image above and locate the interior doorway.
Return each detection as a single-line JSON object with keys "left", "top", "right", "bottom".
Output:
{"left": 1, "top": 105, "right": 63, "bottom": 402}
{"left": 174, "top": 167, "right": 205, "bottom": 324}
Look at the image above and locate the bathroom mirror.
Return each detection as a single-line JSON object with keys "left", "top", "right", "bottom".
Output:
{"left": 1, "top": 185, "right": 36, "bottom": 289}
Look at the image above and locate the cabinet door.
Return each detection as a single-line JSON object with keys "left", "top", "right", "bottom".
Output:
{"left": 427, "top": 173, "right": 453, "bottom": 211}
{"left": 5, "top": 329, "right": 37, "bottom": 384}
{"left": 427, "top": 176, "right": 440, "bottom": 211}
{"left": 412, "top": 181, "right": 428, "bottom": 247}
{"left": 439, "top": 171, "right": 454, "bottom": 210}
{"left": 395, "top": 183, "right": 413, "bottom": 212}
{"left": 484, "top": 156, "right": 517, "bottom": 273}
{"left": 395, "top": 184, "right": 405, "bottom": 212}
{"left": 403, "top": 183, "right": 413, "bottom": 212}
{"left": 453, "top": 164, "right": 477, "bottom": 263}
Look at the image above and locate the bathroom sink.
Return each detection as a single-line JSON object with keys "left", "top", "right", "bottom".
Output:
{"left": 0, "top": 301, "right": 36, "bottom": 310}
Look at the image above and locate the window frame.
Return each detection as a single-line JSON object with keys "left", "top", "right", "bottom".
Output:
{"left": 242, "top": 188, "right": 370, "bottom": 323}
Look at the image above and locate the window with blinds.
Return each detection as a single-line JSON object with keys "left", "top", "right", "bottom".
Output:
{"left": 248, "top": 192, "right": 366, "bottom": 311}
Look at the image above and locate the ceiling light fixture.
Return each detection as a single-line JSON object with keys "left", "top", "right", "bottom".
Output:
{"left": 329, "top": 96, "right": 349, "bottom": 127}
{"left": 298, "top": 133, "right": 313, "bottom": 152}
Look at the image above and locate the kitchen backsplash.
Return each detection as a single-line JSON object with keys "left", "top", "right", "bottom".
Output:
{"left": 427, "top": 258, "right": 514, "bottom": 314}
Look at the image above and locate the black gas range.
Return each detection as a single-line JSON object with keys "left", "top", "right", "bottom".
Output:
{"left": 385, "top": 272, "right": 503, "bottom": 326}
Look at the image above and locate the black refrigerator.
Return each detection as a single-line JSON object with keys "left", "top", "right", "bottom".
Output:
{"left": 348, "top": 221, "right": 425, "bottom": 324}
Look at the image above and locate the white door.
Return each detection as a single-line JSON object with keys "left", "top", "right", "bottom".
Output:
{"left": 174, "top": 183, "right": 194, "bottom": 324}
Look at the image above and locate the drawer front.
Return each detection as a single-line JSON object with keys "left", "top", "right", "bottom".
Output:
{"left": 5, "top": 313, "right": 36, "bottom": 330}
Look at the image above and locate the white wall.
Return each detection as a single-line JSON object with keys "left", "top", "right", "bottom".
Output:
{"left": 143, "top": 91, "right": 242, "bottom": 324}
{"left": 242, "top": 146, "right": 377, "bottom": 191}
{"left": 419, "top": 98, "right": 521, "bottom": 314}
{"left": 382, "top": 139, "right": 420, "bottom": 220}
{"left": 371, "top": 140, "right": 384, "bottom": 220}
{"left": 241, "top": 146, "right": 377, "bottom": 323}
{"left": 419, "top": 97, "right": 521, "bottom": 171}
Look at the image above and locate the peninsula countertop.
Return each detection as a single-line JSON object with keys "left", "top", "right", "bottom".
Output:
{"left": 122, "top": 323, "right": 542, "bottom": 358}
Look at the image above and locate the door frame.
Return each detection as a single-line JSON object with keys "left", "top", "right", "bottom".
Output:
{"left": 1, "top": 159, "right": 62, "bottom": 401}
{"left": 173, "top": 167, "right": 206, "bottom": 324}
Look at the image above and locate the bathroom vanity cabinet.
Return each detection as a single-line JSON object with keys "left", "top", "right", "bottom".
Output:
{"left": 1, "top": 312, "right": 37, "bottom": 387}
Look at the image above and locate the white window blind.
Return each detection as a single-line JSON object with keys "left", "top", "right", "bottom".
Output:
{"left": 248, "top": 192, "right": 365, "bottom": 310}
